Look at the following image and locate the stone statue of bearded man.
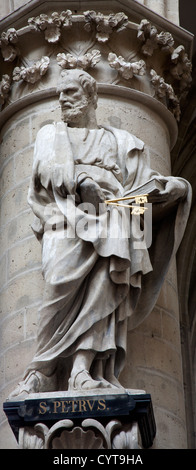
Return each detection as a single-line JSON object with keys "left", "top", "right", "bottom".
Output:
{"left": 10, "top": 69, "right": 191, "bottom": 397}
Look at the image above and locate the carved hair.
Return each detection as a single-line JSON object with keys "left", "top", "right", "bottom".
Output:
{"left": 56, "top": 69, "right": 98, "bottom": 109}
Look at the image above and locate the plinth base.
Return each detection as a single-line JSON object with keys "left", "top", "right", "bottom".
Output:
{"left": 3, "top": 389, "right": 156, "bottom": 449}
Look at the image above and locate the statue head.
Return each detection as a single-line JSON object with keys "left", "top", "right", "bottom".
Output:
{"left": 56, "top": 69, "right": 98, "bottom": 126}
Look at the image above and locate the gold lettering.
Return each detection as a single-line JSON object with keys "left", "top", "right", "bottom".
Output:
{"left": 78, "top": 400, "right": 87, "bottom": 412}
{"left": 53, "top": 400, "right": 61, "bottom": 413}
{"left": 97, "top": 399, "right": 106, "bottom": 411}
{"left": 39, "top": 401, "right": 47, "bottom": 415}
{"left": 70, "top": 400, "right": 78, "bottom": 412}
{"left": 86, "top": 399, "right": 95, "bottom": 411}
{"left": 61, "top": 401, "right": 69, "bottom": 413}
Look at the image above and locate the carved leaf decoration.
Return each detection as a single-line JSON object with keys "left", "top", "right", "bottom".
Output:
{"left": 28, "top": 10, "right": 72, "bottom": 43}
{"left": 0, "top": 74, "right": 12, "bottom": 105}
{"left": 0, "top": 28, "right": 19, "bottom": 61}
{"left": 82, "top": 418, "right": 122, "bottom": 449}
{"left": 57, "top": 50, "right": 101, "bottom": 70}
{"left": 137, "top": 19, "right": 156, "bottom": 42}
{"left": 150, "top": 69, "right": 181, "bottom": 121}
{"left": 137, "top": 19, "right": 174, "bottom": 56}
{"left": 108, "top": 53, "right": 146, "bottom": 80}
{"left": 19, "top": 426, "right": 45, "bottom": 449}
{"left": 170, "top": 45, "right": 192, "bottom": 92}
{"left": 13, "top": 56, "right": 50, "bottom": 84}
{"left": 157, "top": 31, "right": 174, "bottom": 53}
{"left": 112, "top": 425, "right": 140, "bottom": 449}
{"left": 84, "top": 10, "right": 128, "bottom": 43}
{"left": 137, "top": 19, "right": 158, "bottom": 56}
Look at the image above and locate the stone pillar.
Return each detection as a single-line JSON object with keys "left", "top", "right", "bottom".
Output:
{"left": 138, "top": 0, "right": 179, "bottom": 25}
{"left": 0, "top": 1, "right": 193, "bottom": 449}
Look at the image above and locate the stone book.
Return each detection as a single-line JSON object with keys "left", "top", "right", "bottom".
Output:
{"left": 125, "top": 178, "right": 165, "bottom": 201}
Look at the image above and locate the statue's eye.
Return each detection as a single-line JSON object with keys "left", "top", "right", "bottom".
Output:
{"left": 65, "top": 87, "right": 78, "bottom": 96}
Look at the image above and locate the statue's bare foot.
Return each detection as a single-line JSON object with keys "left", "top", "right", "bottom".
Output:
{"left": 68, "top": 369, "right": 111, "bottom": 391}
{"left": 8, "top": 371, "right": 56, "bottom": 399}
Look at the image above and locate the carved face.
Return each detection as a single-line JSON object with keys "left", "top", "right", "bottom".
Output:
{"left": 57, "top": 78, "right": 91, "bottom": 124}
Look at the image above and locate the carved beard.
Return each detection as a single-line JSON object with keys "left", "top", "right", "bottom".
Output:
{"left": 61, "top": 95, "right": 90, "bottom": 124}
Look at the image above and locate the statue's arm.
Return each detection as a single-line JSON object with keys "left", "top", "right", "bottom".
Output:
{"left": 158, "top": 176, "right": 189, "bottom": 202}
{"left": 124, "top": 143, "right": 190, "bottom": 205}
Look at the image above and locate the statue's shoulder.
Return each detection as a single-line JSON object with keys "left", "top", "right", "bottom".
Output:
{"left": 103, "top": 125, "right": 144, "bottom": 151}
{"left": 36, "top": 122, "right": 56, "bottom": 137}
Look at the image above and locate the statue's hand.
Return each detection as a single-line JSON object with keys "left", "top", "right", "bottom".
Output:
{"left": 159, "top": 178, "right": 187, "bottom": 203}
{"left": 79, "top": 177, "right": 105, "bottom": 213}
{"left": 52, "top": 164, "right": 75, "bottom": 197}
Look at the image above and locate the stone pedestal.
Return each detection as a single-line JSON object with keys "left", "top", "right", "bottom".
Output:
{"left": 3, "top": 390, "right": 156, "bottom": 449}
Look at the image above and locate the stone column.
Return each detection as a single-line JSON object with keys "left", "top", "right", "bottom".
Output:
{"left": 0, "top": 1, "right": 193, "bottom": 449}
{"left": 138, "top": 0, "right": 179, "bottom": 25}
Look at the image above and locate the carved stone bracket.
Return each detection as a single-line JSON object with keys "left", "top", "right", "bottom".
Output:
{"left": 18, "top": 419, "right": 141, "bottom": 449}
{"left": 4, "top": 391, "right": 156, "bottom": 449}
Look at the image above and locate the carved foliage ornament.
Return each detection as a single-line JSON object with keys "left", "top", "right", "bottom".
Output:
{"left": 28, "top": 10, "right": 72, "bottom": 43}
{"left": 0, "top": 28, "right": 19, "bottom": 62}
{"left": 13, "top": 56, "right": 50, "bottom": 84}
{"left": 150, "top": 69, "right": 181, "bottom": 121}
{"left": 170, "top": 45, "right": 192, "bottom": 92}
{"left": 108, "top": 53, "right": 146, "bottom": 80}
{"left": 0, "top": 11, "right": 192, "bottom": 120}
{"left": 83, "top": 10, "right": 128, "bottom": 43}
{"left": 0, "top": 74, "right": 11, "bottom": 105}
{"left": 57, "top": 50, "right": 101, "bottom": 70}
{"left": 19, "top": 418, "right": 139, "bottom": 449}
{"left": 137, "top": 19, "right": 174, "bottom": 56}
{"left": 137, "top": 19, "right": 192, "bottom": 97}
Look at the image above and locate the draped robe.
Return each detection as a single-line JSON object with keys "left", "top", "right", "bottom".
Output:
{"left": 26, "top": 122, "right": 191, "bottom": 387}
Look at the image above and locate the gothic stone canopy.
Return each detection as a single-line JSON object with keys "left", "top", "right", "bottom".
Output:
{"left": 0, "top": 0, "right": 194, "bottom": 131}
